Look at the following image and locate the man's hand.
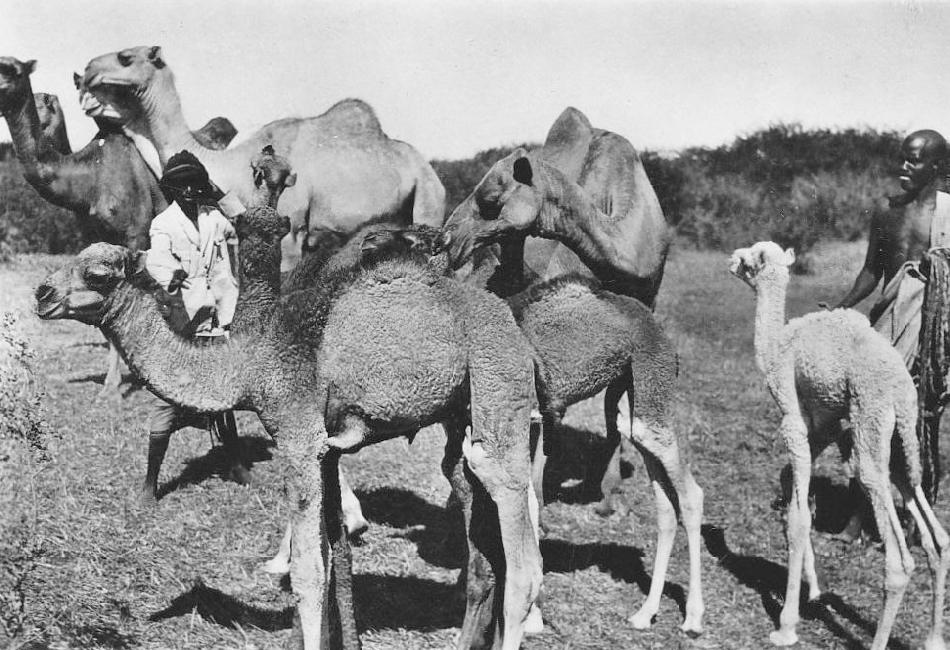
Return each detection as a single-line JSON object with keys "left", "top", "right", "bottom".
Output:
{"left": 167, "top": 268, "right": 189, "bottom": 293}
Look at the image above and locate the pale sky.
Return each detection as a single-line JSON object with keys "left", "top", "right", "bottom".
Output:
{"left": 2, "top": 0, "right": 950, "bottom": 160}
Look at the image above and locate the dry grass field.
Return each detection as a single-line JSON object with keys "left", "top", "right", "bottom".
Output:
{"left": 3, "top": 239, "right": 948, "bottom": 650}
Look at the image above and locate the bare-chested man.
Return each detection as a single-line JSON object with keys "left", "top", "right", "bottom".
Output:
{"left": 832, "top": 128, "right": 950, "bottom": 540}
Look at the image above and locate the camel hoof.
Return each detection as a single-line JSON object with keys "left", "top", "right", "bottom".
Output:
{"left": 524, "top": 604, "right": 544, "bottom": 635}
{"left": 261, "top": 555, "right": 290, "bottom": 575}
{"left": 345, "top": 516, "right": 369, "bottom": 540}
{"left": 769, "top": 628, "right": 799, "bottom": 646}
{"left": 627, "top": 608, "right": 655, "bottom": 630}
{"left": 139, "top": 486, "right": 158, "bottom": 506}
{"left": 593, "top": 501, "right": 615, "bottom": 518}
{"left": 680, "top": 619, "right": 703, "bottom": 638}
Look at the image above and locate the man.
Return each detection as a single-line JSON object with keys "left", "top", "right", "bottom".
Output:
{"left": 141, "top": 150, "right": 249, "bottom": 502}
{"left": 832, "top": 128, "right": 950, "bottom": 539}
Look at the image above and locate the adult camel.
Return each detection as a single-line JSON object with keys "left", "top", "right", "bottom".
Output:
{"left": 81, "top": 45, "right": 446, "bottom": 269}
{"left": 441, "top": 107, "right": 673, "bottom": 513}
{"left": 0, "top": 56, "right": 236, "bottom": 396}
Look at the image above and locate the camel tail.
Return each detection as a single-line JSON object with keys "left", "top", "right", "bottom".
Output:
{"left": 896, "top": 392, "right": 924, "bottom": 491}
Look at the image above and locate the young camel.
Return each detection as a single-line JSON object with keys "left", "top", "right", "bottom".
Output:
{"left": 730, "top": 241, "right": 950, "bottom": 650}
{"left": 326, "top": 224, "right": 705, "bottom": 635}
{"left": 440, "top": 150, "right": 669, "bottom": 514}
{"left": 36, "top": 239, "right": 541, "bottom": 649}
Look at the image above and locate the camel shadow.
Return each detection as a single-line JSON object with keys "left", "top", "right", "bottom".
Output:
{"left": 540, "top": 423, "right": 635, "bottom": 506}
{"left": 65, "top": 370, "right": 145, "bottom": 397}
{"left": 539, "top": 537, "right": 687, "bottom": 616}
{"left": 149, "top": 574, "right": 463, "bottom": 633}
{"left": 356, "top": 487, "right": 465, "bottom": 569}
{"left": 156, "top": 436, "right": 275, "bottom": 500}
{"left": 701, "top": 524, "right": 908, "bottom": 650}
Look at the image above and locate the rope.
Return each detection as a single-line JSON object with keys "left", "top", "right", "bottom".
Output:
{"left": 916, "top": 247, "right": 950, "bottom": 503}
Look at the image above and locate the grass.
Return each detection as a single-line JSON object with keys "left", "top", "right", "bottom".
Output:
{"left": 2, "top": 238, "right": 948, "bottom": 649}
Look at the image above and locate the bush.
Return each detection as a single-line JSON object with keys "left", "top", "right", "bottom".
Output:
{"left": 0, "top": 159, "right": 82, "bottom": 257}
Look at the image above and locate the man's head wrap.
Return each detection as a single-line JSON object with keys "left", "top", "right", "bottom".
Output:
{"left": 161, "top": 150, "right": 210, "bottom": 193}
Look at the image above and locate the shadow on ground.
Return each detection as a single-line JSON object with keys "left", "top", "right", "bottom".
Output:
{"left": 157, "top": 436, "right": 274, "bottom": 500}
{"left": 702, "top": 524, "right": 908, "bottom": 650}
{"left": 150, "top": 574, "right": 463, "bottom": 633}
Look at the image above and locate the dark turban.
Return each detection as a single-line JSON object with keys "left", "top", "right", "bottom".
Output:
{"left": 160, "top": 150, "right": 210, "bottom": 191}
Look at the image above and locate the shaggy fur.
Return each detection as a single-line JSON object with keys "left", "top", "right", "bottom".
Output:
{"left": 37, "top": 227, "right": 542, "bottom": 650}
{"left": 730, "top": 240, "right": 950, "bottom": 650}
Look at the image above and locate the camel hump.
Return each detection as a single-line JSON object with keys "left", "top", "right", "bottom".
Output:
{"left": 320, "top": 98, "right": 383, "bottom": 135}
{"left": 541, "top": 107, "right": 594, "bottom": 181}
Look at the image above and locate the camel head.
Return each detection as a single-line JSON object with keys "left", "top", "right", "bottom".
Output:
{"left": 35, "top": 243, "right": 147, "bottom": 325}
{"left": 359, "top": 224, "right": 443, "bottom": 270}
{"left": 33, "top": 92, "right": 61, "bottom": 131}
{"left": 729, "top": 241, "right": 795, "bottom": 288}
{"left": 440, "top": 148, "right": 543, "bottom": 269}
{"left": 81, "top": 46, "right": 167, "bottom": 124}
{"left": 0, "top": 57, "right": 36, "bottom": 116}
{"left": 250, "top": 145, "right": 297, "bottom": 207}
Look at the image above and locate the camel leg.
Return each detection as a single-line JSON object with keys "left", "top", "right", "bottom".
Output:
{"left": 97, "top": 341, "right": 123, "bottom": 399}
{"left": 339, "top": 464, "right": 369, "bottom": 539}
{"left": 214, "top": 410, "right": 252, "bottom": 486}
{"left": 284, "top": 434, "right": 333, "bottom": 650}
{"left": 262, "top": 521, "right": 293, "bottom": 575}
{"left": 323, "top": 453, "right": 359, "bottom": 649}
{"left": 626, "top": 417, "right": 705, "bottom": 636}
{"left": 596, "top": 377, "right": 628, "bottom": 517}
{"left": 852, "top": 427, "right": 914, "bottom": 650}
{"left": 895, "top": 480, "right": 950, "bottom": 650}
{"left": 770, "top": 414, "right": 811, "bottom": 647}
{"left": 441, "top": 420, "right": 496, "bottom": 650}
{"left": 463, "top": 433, "right": 542, "bottom": 650}
{"left": 143, "top": 430, "right": 171, "bottom": 503}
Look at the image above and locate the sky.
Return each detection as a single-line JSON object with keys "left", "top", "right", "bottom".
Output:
{"left": 3, "top": 0, "right": 950, "bottom": 160}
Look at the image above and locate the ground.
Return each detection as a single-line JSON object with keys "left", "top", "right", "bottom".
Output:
{"left": 3, "top": 240, "right": 947, "bottom": 650}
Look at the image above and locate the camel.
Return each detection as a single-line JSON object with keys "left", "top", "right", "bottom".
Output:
{"left": 0, "top": 57, "right": 237, "bottom": 397}
{"left": 441, "top": 114, "right": 671, "bottom": 514}
{"left": 34, "top": 92, "right": 70, "bottom": 154}
{"left": 729, "top": 241, "right": 950, "bottom": 650}
{"left": 341, "top": 224, "right": 704, "bottom": 635}
{"left": 36, "top": 235, "right": 542, "bottom": 649}
{"left": 80, "top": 45, "right": 447, "bottom": 271}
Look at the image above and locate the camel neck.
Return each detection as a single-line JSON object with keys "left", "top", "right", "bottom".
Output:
{"left": 131, "top": 72, "right": 206, "bottom": 166}
{"left": 751, "top": 267, "right": 789, "bottom": 376}
{"left": 232, "top": 239, "right": 284, "bottom": 334}
{"left": 3, "top": 85, "right": 91, "bottom": 212}
{"left": 532, "top": 159, "right": 661, "bottom": 293}
{"left": 100, "top": 281, "right": 251, "bottom": 411}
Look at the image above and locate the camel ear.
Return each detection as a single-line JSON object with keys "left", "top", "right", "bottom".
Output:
{"left": 252, "top": 168, "right": 265, "bottom": 188}
{"left": 285, "top": 172, "right": 296, "bottom": 188}
{"left": 148, "top": 46, "right": 166, "bottom": 69}
{"left": 23, "top": 60, "right": 37, "bottom": 75}
{"left": 261, "top": 144, "right": 275, "bottom": 157}
{"left": 513, "top": 157, "right": 533, "bottom": 186}
{"left": 130, "top": 250, "right": 149, "bottom": 277}
{"left": 73, "top": 72, "right": 82, "bottom": 89}
{"left": 784, "top": 248, "right": 796, "bottom": 266}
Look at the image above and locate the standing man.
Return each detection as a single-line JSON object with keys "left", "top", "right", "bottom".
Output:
{"left": 141, "top": 150, "right": 249, "bottom": 502}
{"left": 833, "top": 128, "right": 950, "bottom": 538}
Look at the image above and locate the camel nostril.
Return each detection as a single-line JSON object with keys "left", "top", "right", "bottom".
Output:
{"left": 435, "top": 230, "right": 452, "bottom": 254}
{"left": 35, "top": 284, "right": 55, "bottom": 303}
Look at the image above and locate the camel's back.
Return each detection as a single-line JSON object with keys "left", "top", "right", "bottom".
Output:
{"left": 516, "top": 277, "right": 664, "bottom": 405}
{"left": 785, "top": 309, "right": 915, "bottom": 409}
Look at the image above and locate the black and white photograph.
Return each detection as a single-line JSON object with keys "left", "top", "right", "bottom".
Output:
{"left": 3, "top": 1, "right": 950, "bottom": 648}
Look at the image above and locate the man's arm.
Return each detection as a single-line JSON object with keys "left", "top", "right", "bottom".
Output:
{"left": 146, "top": 227, "right": 187, "bottom": 292}
{"left": 835, "top": 213, "right": 886, "bottom": 309}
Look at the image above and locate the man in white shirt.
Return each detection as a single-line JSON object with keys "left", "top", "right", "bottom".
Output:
{"left": 141, "top": 150, "right": 249, "bottom": 502}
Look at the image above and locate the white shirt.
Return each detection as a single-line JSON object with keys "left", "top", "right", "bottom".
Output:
{"left": 146, "top": 201, "right": 239, "bottom": 334}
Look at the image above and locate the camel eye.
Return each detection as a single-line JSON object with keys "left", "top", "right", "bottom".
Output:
{"left": 85, "top": 265, "right": 113, "bottom": 285}
{"left": 117, "top": 52, "right": 133, "bottom": 67}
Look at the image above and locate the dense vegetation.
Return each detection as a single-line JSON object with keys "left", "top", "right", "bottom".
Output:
{"left": 1, "top": 125, "right": 905, "bottom": 267}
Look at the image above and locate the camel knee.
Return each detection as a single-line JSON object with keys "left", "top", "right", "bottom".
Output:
{"left": 885, "top": 560, "right": 913, "bottom": 593}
